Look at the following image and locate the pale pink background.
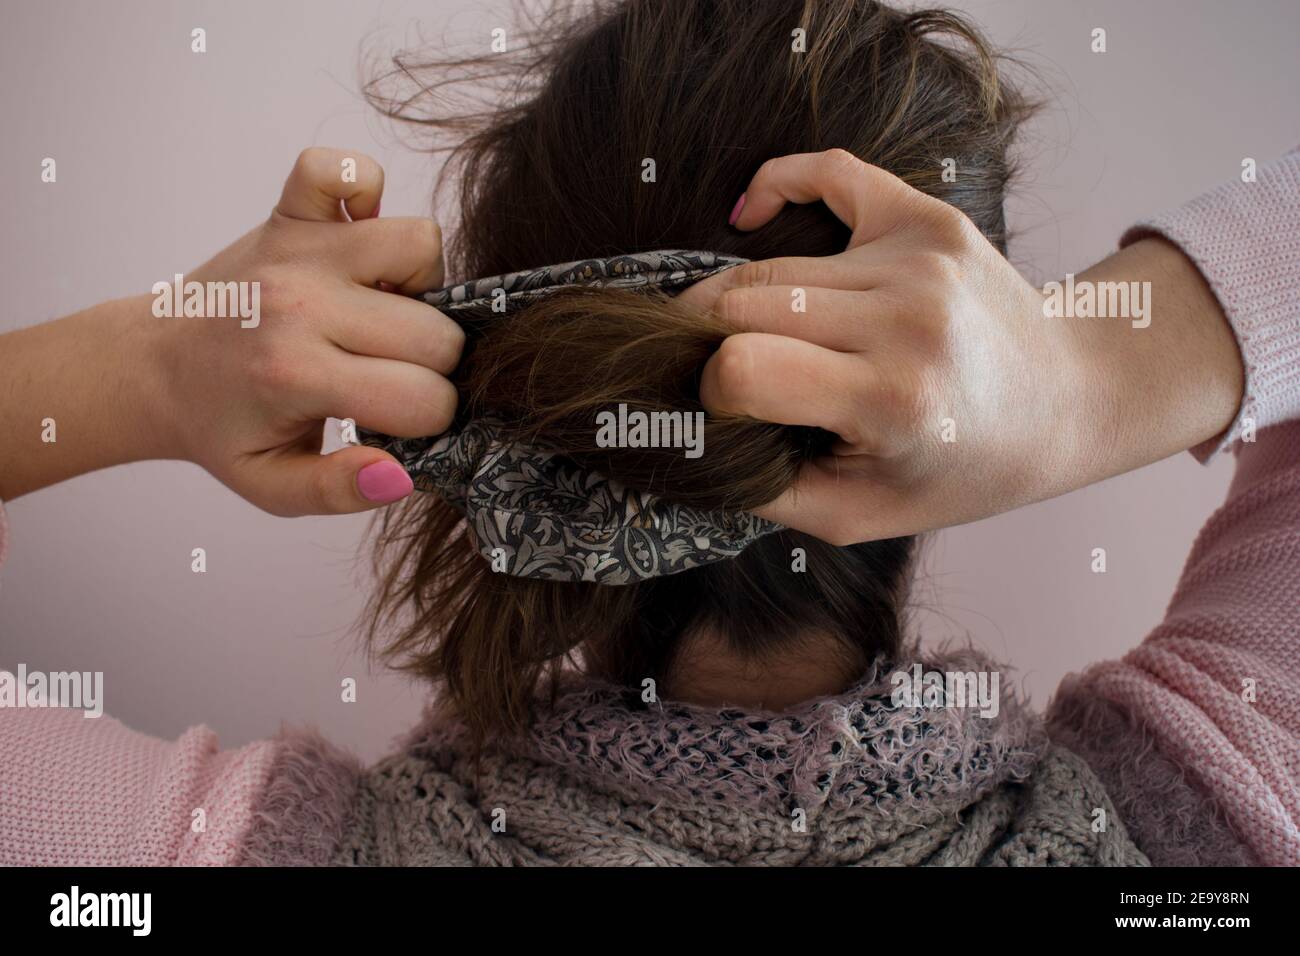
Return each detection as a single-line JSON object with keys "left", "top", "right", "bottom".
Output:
{"left": 1, "top": 1, "right": 1296, "bottom": 760}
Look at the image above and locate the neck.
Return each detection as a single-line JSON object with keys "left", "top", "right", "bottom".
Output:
{"left": 663, "top": 627, "right": 861, "bottom": 711}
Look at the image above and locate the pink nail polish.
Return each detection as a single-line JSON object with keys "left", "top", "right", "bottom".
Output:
{"left": 728, "top": 193, "right": 747, "bottom": 226}
{"left": 357, "top": 460, "right": 413, "bottom": 503}
{"left": 371, "top": 201, "right": 382, "bottom": 219}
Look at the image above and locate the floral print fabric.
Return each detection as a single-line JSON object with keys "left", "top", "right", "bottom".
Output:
{"left": 360, "top": 250, "right": 782, "bottom": 585}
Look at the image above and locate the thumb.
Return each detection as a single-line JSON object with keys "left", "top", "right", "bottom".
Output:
{"left": 751, "top": 456, "right": 911, "bottom": 546}
{"left": 237, "top": 444, "right": 415, "bottom": 517}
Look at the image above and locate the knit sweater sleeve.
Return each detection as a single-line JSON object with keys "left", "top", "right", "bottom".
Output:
{"left": 1122, "top": 148, "right": 1300, "bottom": 458}
{"left": 0, "top": 705, "right": 278, "bottom": 865}
{"left": 1049, "top": 149, "right": 1300, "bottom": 867}
{"left": 0, "top": 503, "right": 279, "bottom": 865}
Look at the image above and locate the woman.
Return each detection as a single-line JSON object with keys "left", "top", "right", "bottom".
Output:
{"left": 1, "top": 0, "right": 1296, "bottom": 866}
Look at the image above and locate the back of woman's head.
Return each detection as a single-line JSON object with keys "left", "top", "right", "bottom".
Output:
{"left": 365, "top": 0, "right": 1033, "bottom": 738}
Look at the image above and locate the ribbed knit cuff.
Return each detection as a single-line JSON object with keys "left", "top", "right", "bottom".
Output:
{"left": 1121, "top": 148, "right": 1300, "bottom": 463}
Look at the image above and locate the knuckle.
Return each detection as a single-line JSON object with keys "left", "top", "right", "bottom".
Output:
{"left": 352, "top": 151, "right": 382, "bottom": 179}
{"left": 710, "top": 335, "right": 759, "bottom": 407}
{"left": 903, "top": 280, "right": 949, "bottom": 323}
{"left": 822, "top": 147, "right": 861, "bottom": 174}
{"left": 715, "top": 288, "right": 755, "bottom": 329}
{"left": 915, "top": 250, "right": 959, "bottom": 286}
{"left": 248, "top": 342, "right": 305, "bottom": 397}
{"left": 293, "top": 146, "right": 329, "bottom": 177}
{"left": 732, "top": 259, "right": 776, "bottom": 290}
{"left": 753, "top": 156, "right": 783, "bottom": 183}
{"left": 908, "top": 314, "right": 952, "bottom": 361}
{"left": 384, "top": 219, "right": 441, "bottom": 265}
{"left": 928, "top": 200, "right": 978, "bottom": 248}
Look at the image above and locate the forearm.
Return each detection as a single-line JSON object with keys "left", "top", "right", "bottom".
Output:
{"left": 1066, "top": 236, "right": 1244, "bottom": 479}
{"left": 0, "top": 295, "right": 175, "bottom": 500}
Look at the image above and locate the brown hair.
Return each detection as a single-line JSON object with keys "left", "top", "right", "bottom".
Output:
{"left": 363, "top": 0, "right": 1034, "bottom": 739}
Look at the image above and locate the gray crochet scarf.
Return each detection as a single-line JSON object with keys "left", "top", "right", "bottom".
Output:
{"left": 332, "top": 650, "right": 1148, "bottom": 866}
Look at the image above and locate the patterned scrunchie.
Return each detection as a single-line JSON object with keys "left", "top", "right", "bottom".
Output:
{"left": 359, "top": 250, "right": 783, "bottom": 586}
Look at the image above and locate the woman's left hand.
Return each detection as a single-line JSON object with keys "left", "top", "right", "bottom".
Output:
{"left": 679, "top": 150, "right": 1242, "bottom": 544}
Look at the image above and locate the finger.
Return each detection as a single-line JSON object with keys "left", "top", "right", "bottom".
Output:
{"left": 328, "top": 287, "right": 465, "bottom": 374}
{"left": 241, "top": 443, "right": 414, "bottom": 517}
{"left": 338, "top": 217, "right": 445, "bottom": 294}
{"left": 752, "top": 456, "right": 913, "bottom": 545}
{"left": 318, "top": 353, "right": 459, "bottom": 438}
{"left": 676, "top": 254, "right": 883, "bottom": 313}
{"left": 700, "top": 333, "right": 881, "bottom": 450}
{"left": 276, "top": 147, "right": 385, "bottom": 222}
{"left": 713, "top": 286, "right": 894, "bottom": 351}
{"left": 731, "top": 149, "right": 920, "bottom": 246}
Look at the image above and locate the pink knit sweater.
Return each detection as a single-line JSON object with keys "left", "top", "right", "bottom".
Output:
{"left": 2, "top": 152, "right": 1298, "bottom": 867}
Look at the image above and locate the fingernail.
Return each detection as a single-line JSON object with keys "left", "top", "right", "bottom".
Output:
{"left": 728, "top": 193, "right": 747, "bottom": 226}
{"left": 357, "top": 460, "right": 413, "bottom": 503}
{"left": 371, "top": 200, "right": 381, "bottom": 219}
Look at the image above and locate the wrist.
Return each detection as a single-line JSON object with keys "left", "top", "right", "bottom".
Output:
{"left": 0, "top": 295, "right": 181, "bottom": 500}
{"left": 1066, "top": 237, "right": 1242, "bottom": 476}
{"left": 90, "top": 295, "right": 187, "bottom": 465}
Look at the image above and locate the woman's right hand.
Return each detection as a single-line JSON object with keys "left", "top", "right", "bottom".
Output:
{"left": 154, "top": 147, "right": 462, "bottom": 516}
{"left": 679, "top": 150, "right": 1243, "bottom": 544}
{"left": 0, "top": 147, "right": 462, "bottom": 516}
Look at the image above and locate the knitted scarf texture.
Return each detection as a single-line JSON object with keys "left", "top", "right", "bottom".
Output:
{"left": 329, "top": 649, "right": 1148, "bottom": 866}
